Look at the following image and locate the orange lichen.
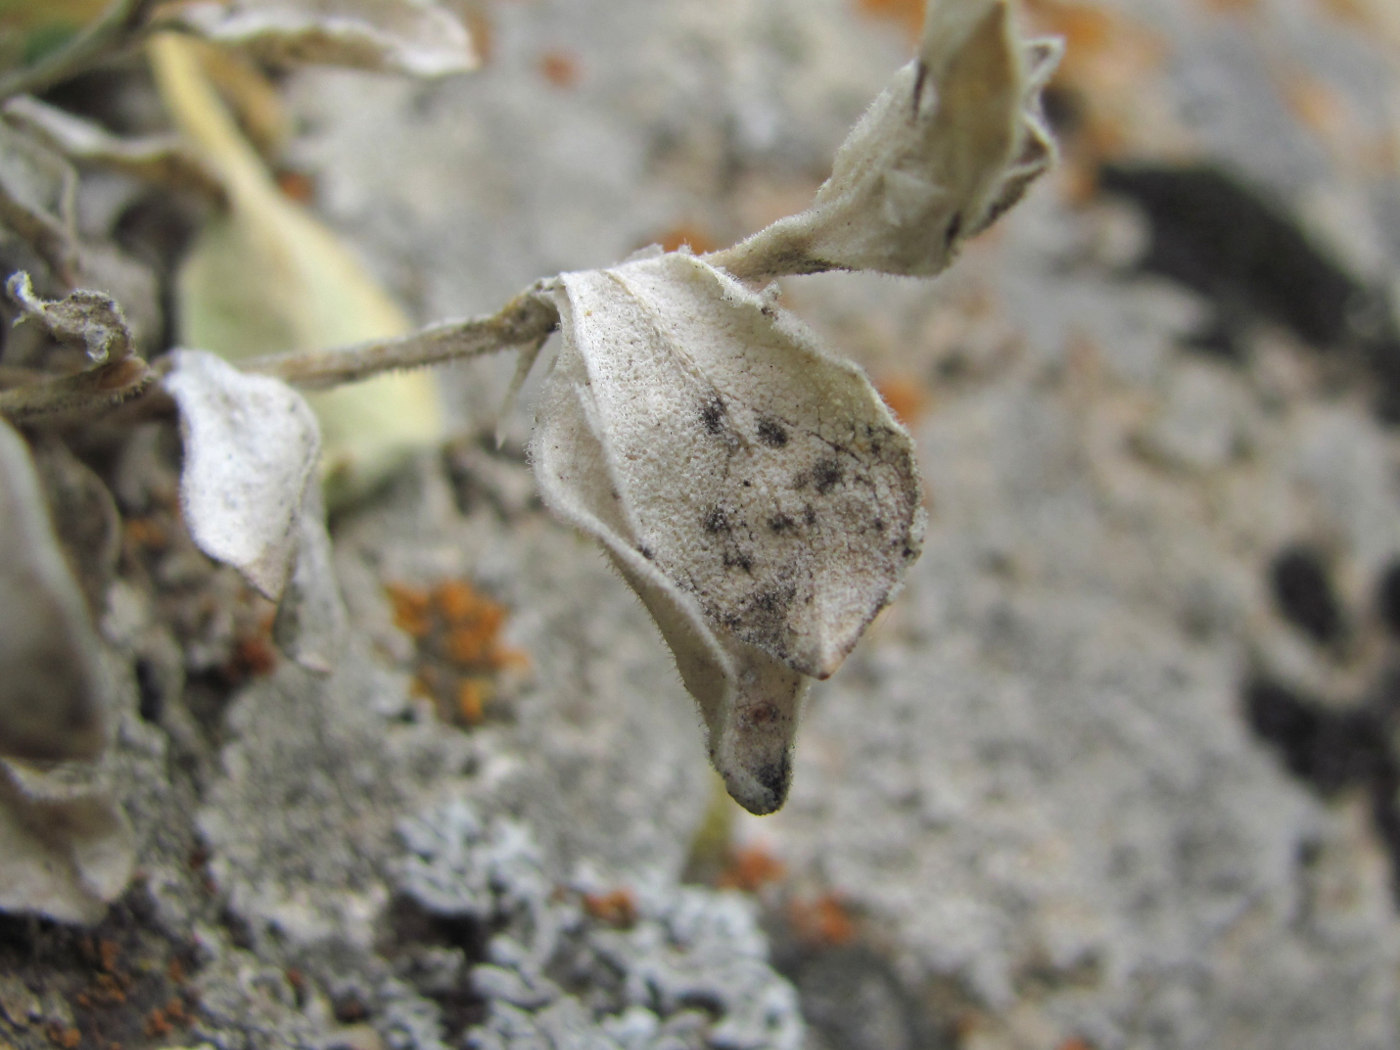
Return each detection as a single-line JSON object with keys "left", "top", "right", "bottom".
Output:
{"left": 386, "top": 578, "right": 529, "bottom": 727}
{"left": 715, "top": 845, "right": 787, "bottom": 892}
{"left": 456, "top": 679, "right": 488, "bottom": 725}
{"left": 538, "top": 49, "right": 581, "bottom": 88}
{"left": 44, "top": 1023, "right": 81, "bottom": 1048}
{"left": 275, "top": 168, "right": 317, "bottom": 204}
{"left": 387, "top": 583, "right": 433, "bottom": 639}
{"left": 143, "top": 1007, "right": 171, "bottom": 1039}
{"left": 853, "top": 0, "right": 924, "bottom": 41}
{"left": 582, "top": 888, "right": 639, "bottom": 926}
{"left": 226, "top": 634, "right": 277, "bottom": 681}
{"left": 1022, "top": 0, "right": 1169, "bottom": 165}
{"left": 875, "top": 375, "right": 931, "bottom": 427}
{"left": 788, "top": 892, "right": 858, "bottom": 946}
{"left": 655, "top": 223, "right": 720, "bottom": 255}
{"left": 123, "top": 516, "right": 168, "bottom": 551}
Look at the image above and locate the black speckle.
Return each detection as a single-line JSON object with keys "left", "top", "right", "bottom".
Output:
{"left": 723, "top": 551, "right": 755, "bottom": 573}
{"left": 742, "top": 585, "right": 797, "bottom": 650}
{"left": 741, "top": 480, "right": 752, "bottom": 488}
{"left": 750, "top": 756, "right": 792, "bottom": 815}
{"left": 1270, "top": 544, "right": 1344, "bottom": 645}
{"left": 768, "top": 513, "right": 795, "bottom": 533}
{"left": 944, "top": 211, "right": 963, "bottom": 252}
{"left": 702, "top": 506, "right": 731, "bottom": 534}
{"left": 872, "top": 518, "right": 885, "bottom": 532}
{"left": 700, "top": 397, "right": 727, "bottom": 435}
{"left": 756, "top": 417, "right": 789, "bottom": 448}
{"left": 638, "top": 544, "right": 654, "bottom": 560}
{"left": 911, "top": 60, "right": 928, "bottom": 118}
{"left": 803, "top": 505, "right": 817, "bottom": 527}
{"left": 813, "top": 458, "right": 843, "bottom": 495}
{"left": 1377, "top": 559, "right": 1400, "bottom": 638}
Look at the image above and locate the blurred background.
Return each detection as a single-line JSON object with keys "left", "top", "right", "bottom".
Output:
{"left": 2, "top": 1, "right": 1399, "bottom": 1048}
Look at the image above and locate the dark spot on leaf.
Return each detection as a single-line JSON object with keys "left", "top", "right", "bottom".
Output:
{"left": 700, "top": 397, "right": 727, "bottom": 435}
{"left": 757, "top": 417, "right": 789, "bottom": 448}
{"left": 723, "top": 551, "right": 755, "bottom": 573}
{"left": 813, "top": 458, "right": 843, "bottom": 495}
{"left": 703, "top": 506, "right": 731, "bottom": 534}
{"left": 751, "top": 756, "right": 791, "bottom": 814}
{"left": 944, "top": 211, "right": 963, "bottom": 253}
{"left": 742, "top": 701, "right": 782, "bottom": 729}
{"left": 768, "top": 513, "right": 795, "bottom": 533}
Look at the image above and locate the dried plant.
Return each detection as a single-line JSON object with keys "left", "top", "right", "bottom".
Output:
{"left": 0, "top": 0, "right": 1058, "bottom": 921}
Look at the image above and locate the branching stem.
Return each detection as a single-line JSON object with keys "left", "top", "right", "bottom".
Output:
{"left": 240, "top": 284, "right": 560, "bottom": 390}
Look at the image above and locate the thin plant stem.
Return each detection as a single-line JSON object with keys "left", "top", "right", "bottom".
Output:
{"left": 0, "top": 0, "right": 159, "bottom": 101}
{"left": 240, "top": 285, "right": 560, "bottom": 391}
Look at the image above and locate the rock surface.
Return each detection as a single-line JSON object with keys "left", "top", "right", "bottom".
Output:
{"left": 2, "top": 1, "right": 1399, "bottom": 1049}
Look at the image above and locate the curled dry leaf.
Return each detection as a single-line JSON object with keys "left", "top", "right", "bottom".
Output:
{"left": 0, "top": 760, "right": 135, "bottom": 924}
{"left": 712, "top": 0, "right": 1061, "bottom": 280}
{"left": 530, "top": 253, "right": 924, "bottom": 814}
{"left": 7, "top": 270, "right": 133, "bottom": 362}
{"left": 159, "top": 0, "right": 479, "bottom": 76}
{"left": 163, "top": 349, "right": 322, "bottom": 600}
{"left": 0, "top": 272, "right": 152, "bottom": 423}
{"left": 1, "top": 95, "right": 225, "bottom": 202}
{"left": 0, "top": 418, "right": 107, "bottom": 763}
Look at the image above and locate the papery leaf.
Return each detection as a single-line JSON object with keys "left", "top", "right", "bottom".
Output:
{"left": 0, "top": 418, "right": 107, "bottom": 763}
{"left": 158, "top": 0, "right": 478, "bottom": 76}
{"left": 0, "top": 761, "right": 134, "bottom": 923}
{"left": 713, "top": 0, "right": 1060, "bottom": 280}
{"left": 163, "top": 349, "right": 321, "bottom": 600}
{"left": 530, "top": 253, "right": 924, "bottom": 813}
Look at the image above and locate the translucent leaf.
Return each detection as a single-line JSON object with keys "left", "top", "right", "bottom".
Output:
{"left": 0, "top": 418, "right": 107, "bottom": 763}
{"left": 714, "top": 0, "right": 1061, "bottom": 280}
{"left": 530, "top": 253, "right": 924, "bottom": 813}
{"left": 163, "top": 349, "right": 321, "bottom": 600}
{"left": 0, "top": 761, "right": 134, "bottom": 923}
{"left": 149, "top": 32, "right": 445, "bottom": 499}
{"left": 158, "top": 0, "right": 478, "bottom": 76}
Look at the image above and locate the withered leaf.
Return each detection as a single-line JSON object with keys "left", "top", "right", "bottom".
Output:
{"left": 530, "top": 252, "right": 924, "bottom": 813}
{"left": 0, "top": 418, "right": 107, "bottom": 763}
{"left": 163, "top": 349, "right": 321, "bottom": 600}
{"left": 158, "top": 0, "right": 479, "bottom": 77}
